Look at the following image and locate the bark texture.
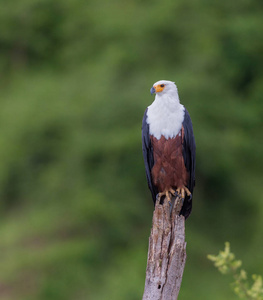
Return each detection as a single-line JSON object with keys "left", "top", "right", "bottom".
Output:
{"left": 142, "top": 196, "right": 186, "bottom": 300}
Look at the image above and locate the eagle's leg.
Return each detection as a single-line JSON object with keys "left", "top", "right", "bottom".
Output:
{"left": 168, "top": 188, "right": 176, "bottom": 197}
{"left": 157, "top": 188, "right": 177, "bottom": 203}
{"left": 176, "top": 186, "right": 191, "bottom": 200}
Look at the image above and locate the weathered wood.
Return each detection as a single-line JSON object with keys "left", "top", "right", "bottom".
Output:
{"left": 142, "top": 196, "right": 186, "bottom": 300}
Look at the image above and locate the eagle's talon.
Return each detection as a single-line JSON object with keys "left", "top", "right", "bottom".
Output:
{"left": 157, "top": 186, "right": 191, "bottom": 206}
{"left": 157, "top": 191, "right": 165, "bottom": 200}
{"left": 157, "top": 189, "right": 177, "bottom": 204}
{"left": 174, "top": 191, "right": 179, "bottom": 198}
{"left": 156, "top": 193, "right": 163, "bottom": 205}
{"left": 176, "top": 186, "right": 191, "bottom": 200}
{"left": 169, "top": 188, "right": 176, "bottom": 196}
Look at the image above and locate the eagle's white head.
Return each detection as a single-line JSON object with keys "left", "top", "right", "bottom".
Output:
{"left": 150, "top": 80, "right": 180, "bottom": 104}
{"left": 147, "top": 80, "right": 185, "bottom": 139}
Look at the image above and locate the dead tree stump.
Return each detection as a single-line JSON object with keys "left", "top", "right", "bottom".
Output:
{"left": 142, "top": 196, "right": 186, "bottom": 300}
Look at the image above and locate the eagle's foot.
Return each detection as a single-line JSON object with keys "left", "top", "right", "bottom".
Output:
{"left": 176, "top": 186, "right": 191, "bottom": 200}
{"left": 157, "top": 188, "right": 177, "bottom": 203}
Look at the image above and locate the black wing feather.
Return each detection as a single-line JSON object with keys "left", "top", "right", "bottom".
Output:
{"left": 142, "top": 109, "right": 158, "bottom": 203}
{"left": 181, "top": 108, "right": 196, "bottom": 218}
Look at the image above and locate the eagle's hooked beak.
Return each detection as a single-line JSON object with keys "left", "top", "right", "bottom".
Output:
{"left": 150, "top": 86, "right": 156, "bottom": 95}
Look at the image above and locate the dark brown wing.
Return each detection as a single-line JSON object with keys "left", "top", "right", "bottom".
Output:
{"left": 181, "top": 108, "right": 196, "bottom": 218}
{"left": 142, "top": 108, "right": 158, "bottom": 203}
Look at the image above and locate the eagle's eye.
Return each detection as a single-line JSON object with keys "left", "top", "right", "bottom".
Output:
{"left": 160, "top": 84, "right": 165, "bottom": 88}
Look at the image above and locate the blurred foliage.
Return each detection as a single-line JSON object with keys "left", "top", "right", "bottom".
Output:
{"left": 0, "top": 0, "right": 262, "bottom": 299}
{"left": 208, "top": 242, "right": 263, "bottom": 299}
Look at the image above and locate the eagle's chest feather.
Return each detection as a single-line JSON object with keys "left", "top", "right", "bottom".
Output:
{"left": 150, "top": 128, "right": 188, "bottom": 191}
{"left": 146, "top": 101, "right": 185, "bottom": 139}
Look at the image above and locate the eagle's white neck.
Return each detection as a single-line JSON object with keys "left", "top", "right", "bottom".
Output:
{"left": 146, "top": 93, "right": 185, "bottom": 140}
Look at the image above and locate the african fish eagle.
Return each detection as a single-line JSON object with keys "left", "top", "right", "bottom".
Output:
{"left": 142, "top": 80, "right": 196, "bottom": 219}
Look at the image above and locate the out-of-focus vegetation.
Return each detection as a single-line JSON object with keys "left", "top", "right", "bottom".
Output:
{"left": 208, "top": 242, "right": 263, "bottom": 299}
{"left": 0, "top": 0, "right": 262, "bottom": 299}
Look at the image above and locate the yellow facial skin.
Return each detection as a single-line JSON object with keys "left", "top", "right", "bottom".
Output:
{"left": 153, "top": 84, "right": 165, "bottom": 93}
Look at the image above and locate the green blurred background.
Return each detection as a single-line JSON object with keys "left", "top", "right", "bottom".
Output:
{"left": 0, "top": 0, "right": 262, "bottom": 299}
